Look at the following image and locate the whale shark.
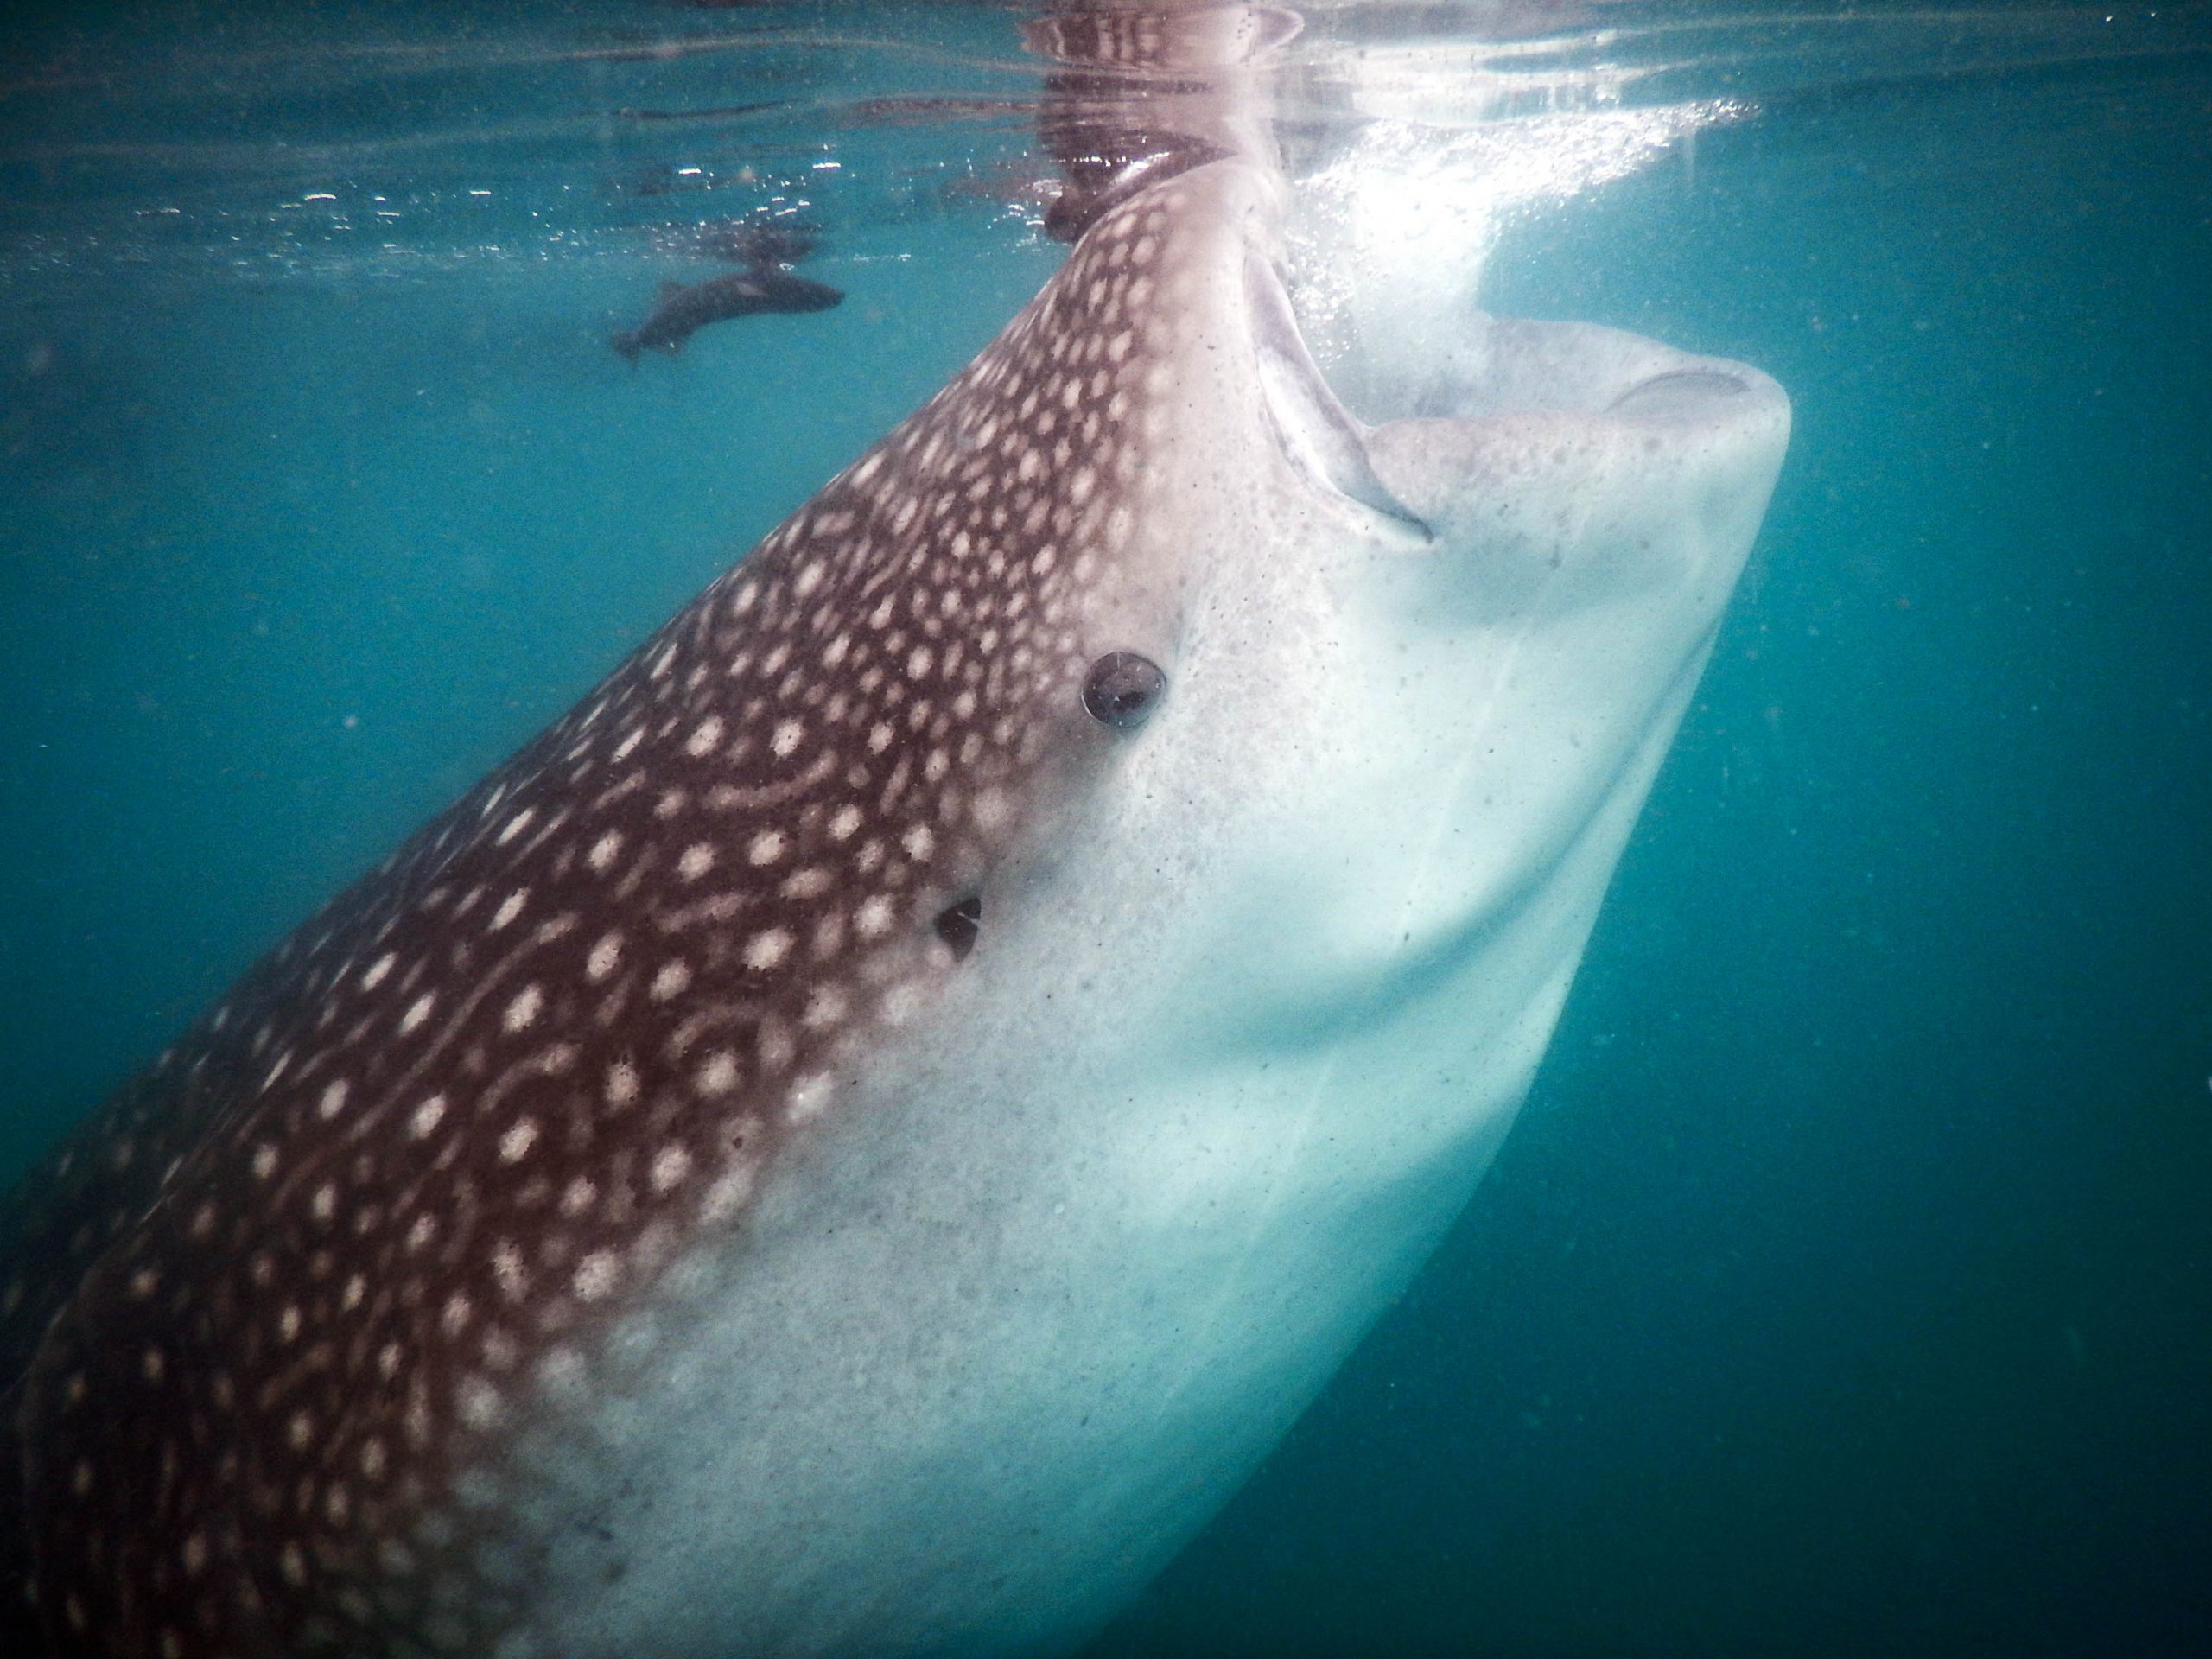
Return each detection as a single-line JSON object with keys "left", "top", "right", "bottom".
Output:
{"left": 0, "top": 8, "right": 1788, "bottom": 1658}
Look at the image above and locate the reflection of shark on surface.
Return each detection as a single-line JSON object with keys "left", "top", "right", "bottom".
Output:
{"left": 0, "top": 5, "right": 1789, "bottom": 1658}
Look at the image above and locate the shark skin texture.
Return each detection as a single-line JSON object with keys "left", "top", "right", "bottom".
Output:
{"left": 0, "top": 21, "right": 1789, "bottom": 1659}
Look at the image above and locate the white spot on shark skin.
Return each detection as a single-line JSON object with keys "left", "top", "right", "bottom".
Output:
{"left": 698, "top": 1155, "right": 758, "bottom": 1223}
{"left": 742, "top": 929, "right": 792, "bottom": 973}
{"left": 572, "top": 1251, "right": 620, "bottom": 1302}
{"left": 686, "top": 716, "right": 725, "bottom": 758}
{"left": 783, "top": 1071, "right": 833, "bottom": 1125}
{"left": 492, "top": 1243, "right": 528, "bottom": 1303}
{"left": 456, "top": 1376, "right": 505, "bottom": 1431}
{"left": 649, "top": 1146, "right": 693, "bottom": 1194}
{"left": 605, "top": 1058, "right": 642, "bottom": 1107}
{"left": 503, "top": 985, "right": 543, "bottom": 1033}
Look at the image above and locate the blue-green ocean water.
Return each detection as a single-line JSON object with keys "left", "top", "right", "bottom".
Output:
{"left": 2, "top": 3, "right": 2208, "bottom": 1655}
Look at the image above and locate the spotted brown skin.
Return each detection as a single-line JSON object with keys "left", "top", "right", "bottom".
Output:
{"left": 1, "top": 181, "right": 1203, "bottom": 1659}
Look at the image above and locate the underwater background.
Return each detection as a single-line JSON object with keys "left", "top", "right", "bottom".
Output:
{"left": 0, "top": 3, "right": 2206, "bottom": 1656}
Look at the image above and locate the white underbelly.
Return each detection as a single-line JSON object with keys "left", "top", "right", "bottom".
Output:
{"left": 510, "top": 924, "right": 1579, "bottom": 1659}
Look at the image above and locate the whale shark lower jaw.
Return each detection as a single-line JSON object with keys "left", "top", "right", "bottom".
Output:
{"left": 0, "top": 150, "right": 1786, "bottom": 1659}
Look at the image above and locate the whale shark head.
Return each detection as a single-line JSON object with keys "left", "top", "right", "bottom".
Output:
{"left": 2, "top": 111, "right": 1786, "bottom": 1659}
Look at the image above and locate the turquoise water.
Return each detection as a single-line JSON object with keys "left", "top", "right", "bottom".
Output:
{"left": 3, "top": 3, "right": 2209, "bottom": 1655}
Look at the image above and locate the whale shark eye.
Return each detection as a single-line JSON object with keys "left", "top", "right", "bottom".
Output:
{"left": 1082, "top": 652, "right": 1166, "bottom": 732}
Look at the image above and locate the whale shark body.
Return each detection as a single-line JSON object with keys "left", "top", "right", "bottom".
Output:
{"left": 0, "top": 12, "right": 1788, "bottom": 1658}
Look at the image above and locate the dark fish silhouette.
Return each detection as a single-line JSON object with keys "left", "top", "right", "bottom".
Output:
{"left": 609, "top": 266, "right": 842, "bottom": 364}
